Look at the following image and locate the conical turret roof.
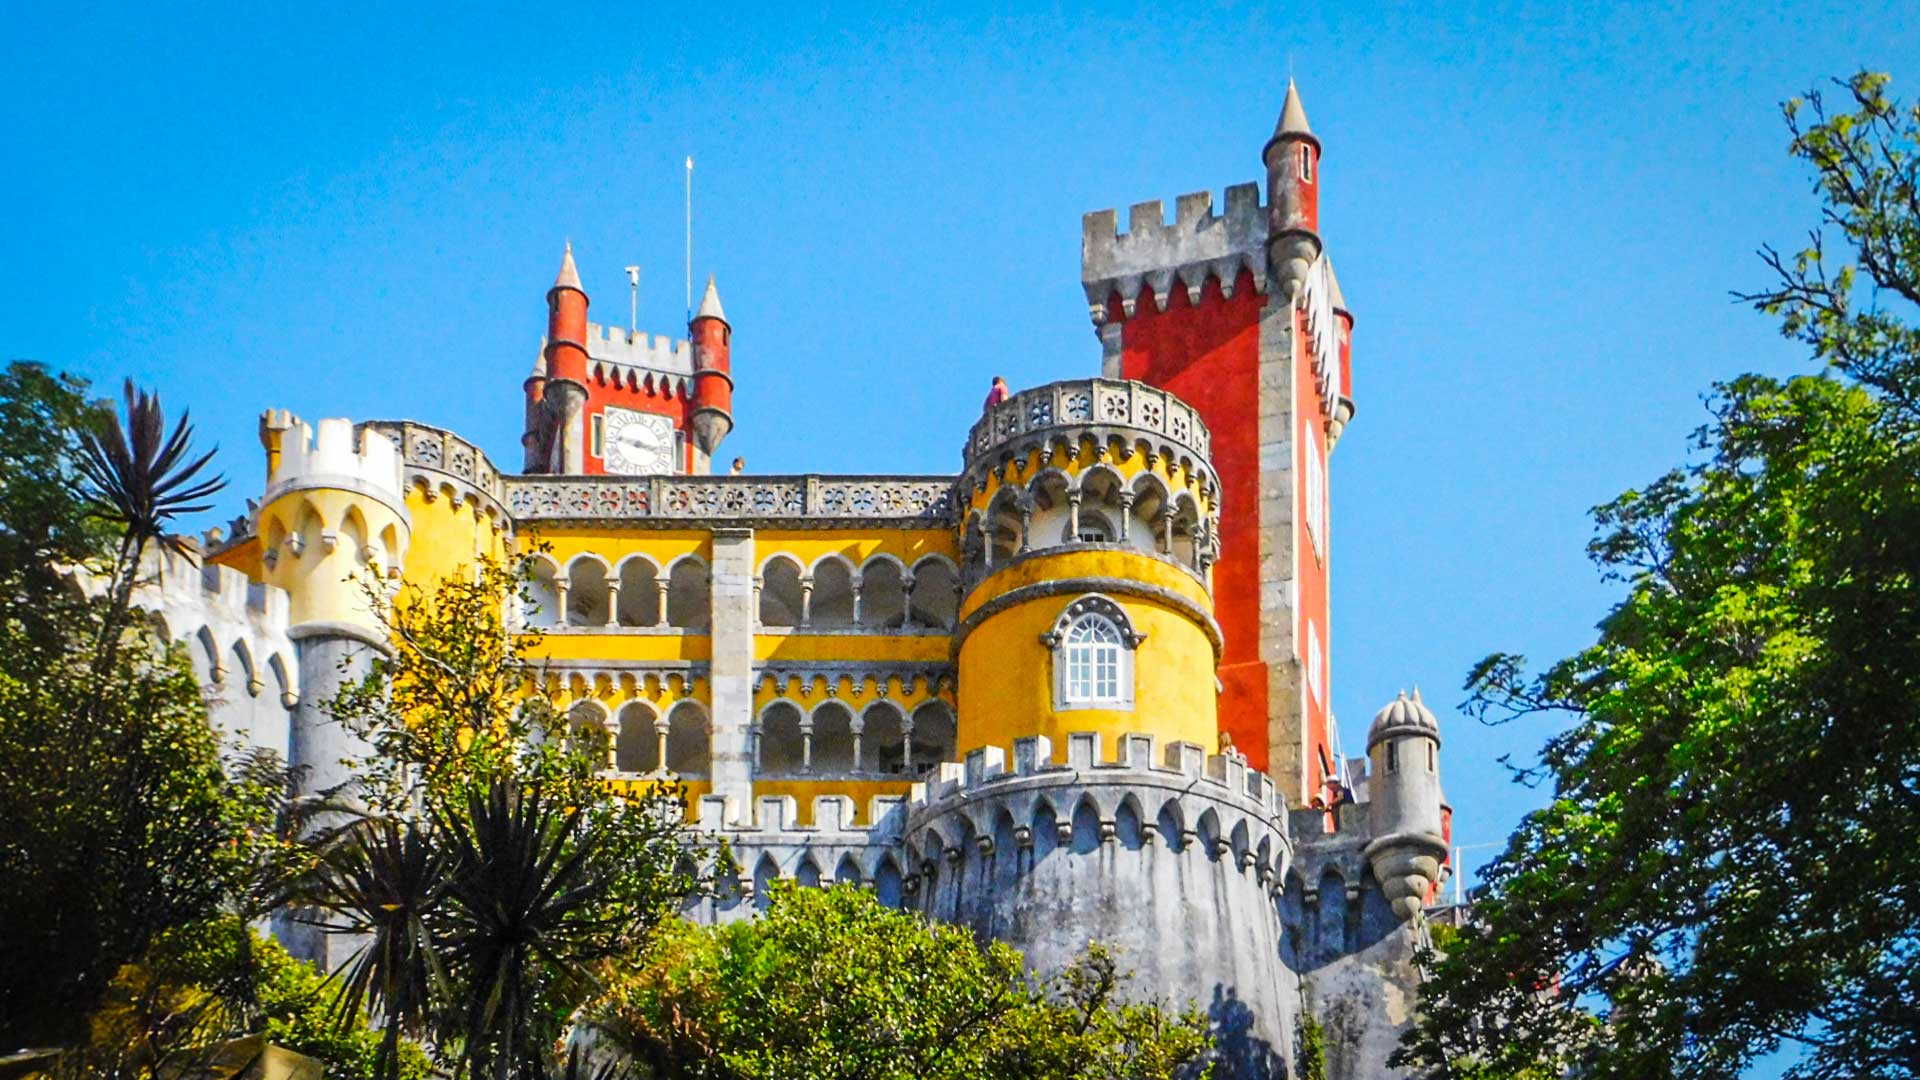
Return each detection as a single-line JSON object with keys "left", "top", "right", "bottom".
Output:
{"left": 695, "top": 274, "right": 727, "bottom": 323}
{"left": 552, "top": 241, "right": 583, "bottom": 292}
{"left": 1275, "top": 78, "right": 1313, "bottom": 139}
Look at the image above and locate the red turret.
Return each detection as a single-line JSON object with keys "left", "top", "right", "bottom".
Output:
{"left": 545, "top": 242, "right": 591, "bottom": 384}
{"left": 1264, "top": 79, "right": 1320, "bottom": 239}
{"left": 540, "top": 243, "right": 592, "bottom": 473}
{"left": 688, "top": 275, "right": 734, "bottom": 463}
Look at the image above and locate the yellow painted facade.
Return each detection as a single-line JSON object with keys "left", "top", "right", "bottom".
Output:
{"left": 212, "top": 373, "right": 1224, "bottom": 817}
{"left": 957, "top": 547, "right": 1217, "bottom": 757}
{"left": 257, "top": 487, "right": 408, "bottom": 632}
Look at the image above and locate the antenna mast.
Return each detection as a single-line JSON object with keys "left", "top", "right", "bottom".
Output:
{"left": 684, "top": 155, "right": 694, "bottom": 318}
{"left": 624, "top": 265, "right": 640, "bottom": 334}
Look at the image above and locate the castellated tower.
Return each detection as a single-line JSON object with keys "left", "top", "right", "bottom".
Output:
{"left": 254, "top": 411, "right": 411, "bottom": 967}
{"left": 1082, "top": 78, "right": 1354, "bottom": 809}
{"left": 522, "top": 246, "right": 735, "bottom": 477}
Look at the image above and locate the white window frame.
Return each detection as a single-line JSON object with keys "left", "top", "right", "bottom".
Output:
{"left": 1306, "top": 617, "right": 1324, "bottom": 706}
{"left": 1303, "top": 421, "right": 1326, "bottom": 558}
{"left": 1043, "top": 595, "right": 1143, "bottom": 711}
{"left": 1300, "top": 144, "right": 1315, "bottom": 184}
{"left": 589, "top": 414, "right": 605, "bottom": 459}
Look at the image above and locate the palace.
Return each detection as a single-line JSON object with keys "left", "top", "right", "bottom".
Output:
{"left": 137, "top": 81, "right": 1451, "bottom": 1079}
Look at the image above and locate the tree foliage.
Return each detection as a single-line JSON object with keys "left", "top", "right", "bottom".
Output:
{"left": 296, "top": 552, "right": 700, "bottom": 1080}
{"left": 1397, "top": 72, "right": 1920, "bottom": 1080}
{"left": 587, "top": 884, "right": 1213, "bottom": 1080}
{"left": 0, "top": 365, "right": 294, "bottom": 1049}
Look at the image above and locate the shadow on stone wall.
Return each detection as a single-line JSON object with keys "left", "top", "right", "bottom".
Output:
{"left": 1207, "top": 985, "right": 1284, "bottom": 1080}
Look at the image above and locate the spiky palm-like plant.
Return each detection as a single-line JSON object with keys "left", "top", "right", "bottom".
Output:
{"left": 74, "top": 379, "right": 223, "bottom": 672}
{"left": 437, "top": 781, "right": 626, "bottom": 1080}
{"left": 302, "top": 814, "right": 452, "bottom": 1080}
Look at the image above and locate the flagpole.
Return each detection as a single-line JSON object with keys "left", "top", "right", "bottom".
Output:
{"left": 684, "top": 155, "right": 694, "bottom": 318}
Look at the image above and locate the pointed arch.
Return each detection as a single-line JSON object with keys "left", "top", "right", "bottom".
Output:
{"left": 834, "top": 854, "right": 863, "bottom": 887}
{"left": 807, "top": 556, "right": 856, "bottom": 627}
{"left": 665, "top": 555, "right": 709, "bottom": 629}
{"left": 616, "top": 554, "right": 662, "bottom": 626}
{"left": 665, "top": 699, "right": 711, "bottom": 777}
{"left": 1113, "top": 795, "right": 1145, "bottom": 851}
{"left": 858, "top": 555, "right": 907, "bottom": 628}
{"left": 908, "top": 555, "right": 959, "bottom": 630}
{"left": 614, "top": 700, "right": 660, "bottom": 773}
{"left": 753, "top": 854, "right": 781, "bottom": 913}
{"left": 758, "top": 554, "right": 804, "bottom": 626}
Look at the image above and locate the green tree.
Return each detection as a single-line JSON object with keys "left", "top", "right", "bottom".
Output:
{"left": 1396, "top": 72, "right": 1920, "bottom": 1080}
{"left": 0, "top": 366, "right": 296, "bottom": 1048}
{"left": 296, "top": 552, "right": 699, "bottom": 1080}
{"left": 587, "top": 884, "right": 1213, "bottom": 1080}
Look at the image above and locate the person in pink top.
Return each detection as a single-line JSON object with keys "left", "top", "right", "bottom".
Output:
{"left": 983, "top": 375, "right": 1010, "bottom": 409}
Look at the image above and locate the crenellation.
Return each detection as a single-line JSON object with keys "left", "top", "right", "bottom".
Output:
{"left": 1082, "top": 183, "right": 1270, "bottom": 323}
{"left": 583, "top": 321, "right": 695, "bottom": 375}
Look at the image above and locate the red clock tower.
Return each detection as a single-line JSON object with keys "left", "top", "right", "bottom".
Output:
{"left": 521, "top": 246, "right": 734, "bottom": 476}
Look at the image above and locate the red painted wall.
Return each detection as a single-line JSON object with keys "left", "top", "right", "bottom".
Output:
{"left": 1118, "top": 270, "right": 1271, "bottom": 771}
{"left": 580, "top": 375, "right": 693, "bottom": 476}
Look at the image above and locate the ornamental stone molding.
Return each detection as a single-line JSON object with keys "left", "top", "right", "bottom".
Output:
{"left": 363, "top": 420, "right": 509, "bottom": 521}
{"left": 962, "top": 378, "right": 1215, "bottom": 497}
{"left": 503, "top": 474, "right": 957, "bottom": 528}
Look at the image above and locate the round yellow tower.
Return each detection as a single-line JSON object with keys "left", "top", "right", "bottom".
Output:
{"left": 256, "top": 412, "right": 412, "bottom": 635}
{"left": 953, "top": 379, "right": 1221, "bottom": 758}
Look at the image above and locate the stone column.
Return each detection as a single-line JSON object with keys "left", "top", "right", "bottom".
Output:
{"left": 900, "top": 572, "right": 918, "bottom": 628}
{"left": 654, "top": 579, "right": 671, "bottom": 628}
{"left": 799, "top": 575, "right": 815, "bottom": 627}
{"left": 279, "top": 624, "right": 383, "bottom": 970}
{"left": 605, "top": 581, "right": 621, "bottom": 626}
{"left": 706, "top": 528, "right": 756, "bottom": 818}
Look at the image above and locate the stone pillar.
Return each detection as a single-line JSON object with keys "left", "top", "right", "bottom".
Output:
{"left": 654, "top": 579, "right": 670, "bottom": 628}
{"left": 1118, "top": 492, "right": 1136, "bottom": 542}
{"left": 706, "top": 528, "right": 755, "bottom": 816}
{"left": 799, "top": 575, "right": 815, "bottom": 627}
{"left": 278, "top": 624, "right": 382, "bottom": 969}
{"left": 900, "top": 572, "right": 917, "bottom": 628}
{"left": 605, "top": 582, "right": 621, "bottom": 627}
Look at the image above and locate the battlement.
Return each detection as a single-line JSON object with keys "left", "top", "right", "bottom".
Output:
{"left": 915, "top": 731, "right": 1282, "bottom": 817}
{"left": 264, "top": 416, "right": 406, "bottom": 512}
{"left": 1081, "top": 182, "right": 1269, "bottom": 323}
{"left": 583, "top": 322, "right": 695, "bottom": 377}
{"left": 693, "top": 792, "right": 911, "bottom": 840}
{"left": 67, "top": 546, "right": 300, "bottom": 709}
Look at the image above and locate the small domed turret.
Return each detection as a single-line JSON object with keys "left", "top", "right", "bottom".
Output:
{"left": 1364, "top": 687, "right": 1448, "bottom": 921}
{"left": 1367, "top": 687, "right": 1438, "bottom": 748}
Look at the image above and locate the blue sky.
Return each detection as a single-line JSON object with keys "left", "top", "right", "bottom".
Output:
{"left": 3, "top": 0, "right": 1915, "bottom": 1053}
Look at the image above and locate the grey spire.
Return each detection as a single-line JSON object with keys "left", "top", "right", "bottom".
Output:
{"left": 553, "top": 241, "right": 583, "bottom": 292}
{"left": 1275, "top": 78, "right": 1313, "bottom": 140}
{"left": 695, "top": 274, "right": 727, "bottom": 323}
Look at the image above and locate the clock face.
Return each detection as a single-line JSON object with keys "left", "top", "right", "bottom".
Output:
{"left": 601, "top": 407, "right": 676, "bottom": 475}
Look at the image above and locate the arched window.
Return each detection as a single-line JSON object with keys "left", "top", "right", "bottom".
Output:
{"left": 1076, "top": 511, "right": 1114, "bottom": 544}
{"left": 1045, "top": 595, "right": 1142, "bottom": 710}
